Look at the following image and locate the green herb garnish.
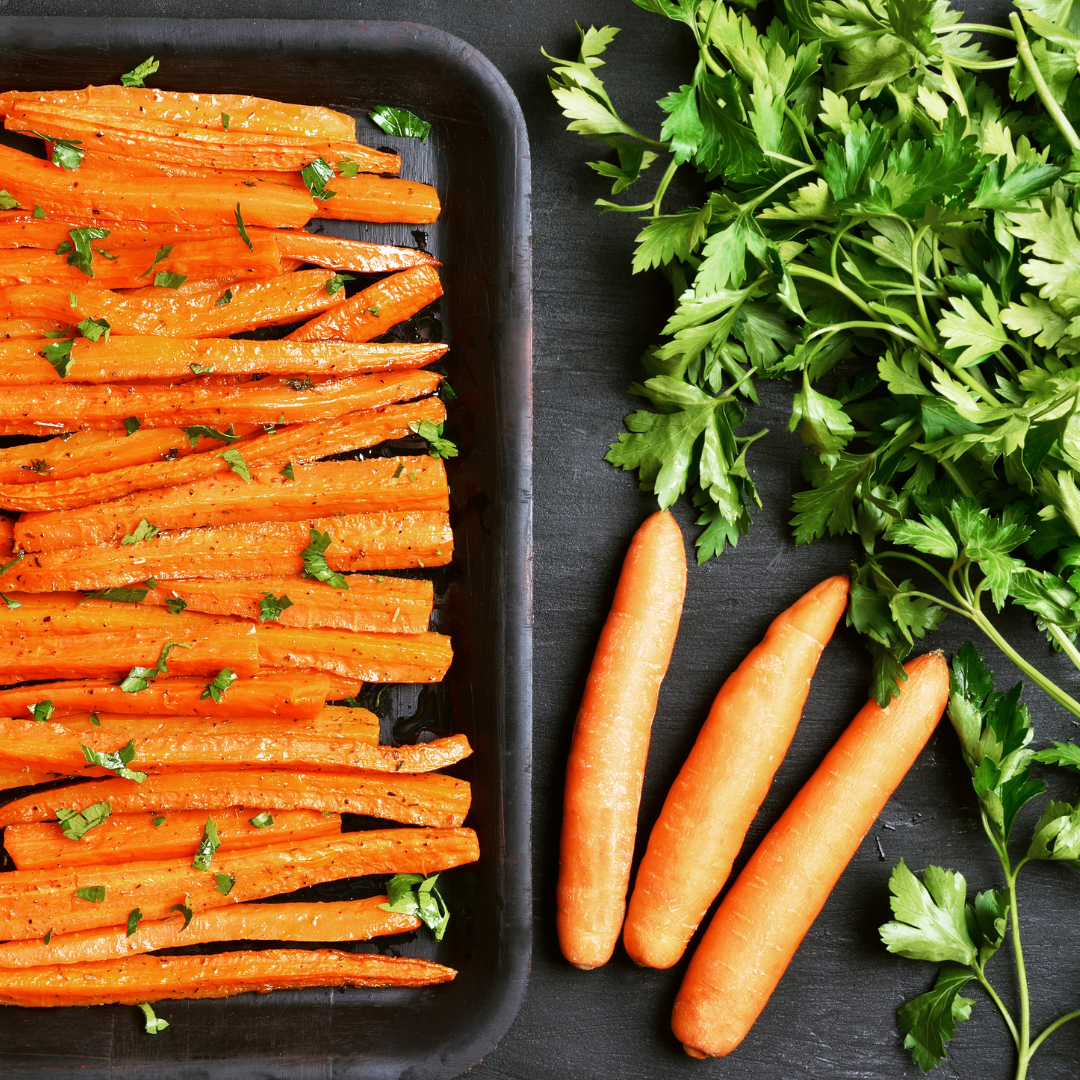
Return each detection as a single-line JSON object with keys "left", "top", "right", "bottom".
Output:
{"left": 192, "top": 816, "right": 220, "bottom": 871}
{"left": 233, "top": 203, "right": 252, "bottom": 251}
{"left": 80, "top": 739, "right": 147, "bottom": 783}
{"left": 200, "top": 668, "right": 235, "bottom": 703}
{"left": 138, "top": 1002, "right": 169, "bottom": 1035}
{"left": 248, "top": 812, "right": 274, "bottom": 829}
{"left": 139, "top": 246, "right": 173, "bottom": 280}
{"left": 258, "top": 592, "right": 293, "bottom": 622}
{"left": 120, "top": 519, "right": 159, "bottom": 546}
{"left": 300, "top": 528, "right": 349, "bottom": 590}
{"left": 75, "top": 885, "right": 106, "bottom": 903}
{"left": 379, "top": 872, "right": 450, "bottom": 939}
{"left": 369, "top": 106, "right": 431, "bottom": 141}
{"left": 409, "top": 419, "right": 458, "bottom": 459}
{"left": 217, "top": 448, "right": 252, "bottom": 482}
{"left": 120, "top": 56, "right": 159, "bottom": 87}
{"left": 56, "top": 801, "right": 111, "bottom": 842}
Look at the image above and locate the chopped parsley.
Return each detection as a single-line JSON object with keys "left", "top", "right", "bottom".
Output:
{"left": 300, "top": 156, "right": 336, "bottom": 201}
{"left": 124, "top": 417, "right": 140, "bottom": 436}
{"left": 189, "top": 362, "right": 215, "bottom": 375}
{"left": 164, "top": 597, "right": 188, "bottom": 615}
{"left": 248, "top": 812, "right": 274, "bottom": 829}
{"left": 57, "top": 801, "right": 111, "bottom": 841}
{"left": 153, "top": 271, "right": 188, "bottom": 290}
{"left": 40, "top": 338, "right": 74, "bottom": 378}
{"left": 280, "top": 461, "right": 294, "bottom": 481}
{"left": 126, "top": 907, "right": 142, "bottom": 936}
{"left": 215, "top": 288, "right": 234, "bottom": 307}
{"left": 409, "top": 419, "right": 458, "bottom": 459}
{"left": 181, "top": 424, "right": 238, "bottom": 448}
{"left": 258, "top": 592, "right": 293, "bottom": 622}
{"left": 300, "top": 528, "right": 349, "bottom": 590}
{"left": 29, "top": 700, "right": 55, "bottom": 723}
{"left": 369, "top": 105, "right": 431, "bottom": 141}
{"left": 138, "top": 1002, "right": 169, "bottom": 1035}
{"left": 81, "top": 739, "right": 147, "bottom": 783}
{"left": 324, "top": 272, "right": 354, "bottom": 296}
{"left": 120, "top": 56, "right": 159, "bottom": 87}
{"left": 217, "top": 448, "right": 252, "bottom": 482}
{"left": 192, "top": 816, "right": 220, "bottom": 871}
{"left": 75, "top": 886, "right": 106, "bottom": 903}
{"left": 200, "top": 668, "right": 236, "bottom": 703}
{"left": 120, "top": 519, "right": 159, "bottom": 546}
{"left": 139, "top": 246, "right": 173, "bottom": 280}
{"left": 76, "top": 316, "right": 110, "bottom": 343}
{"left": 379, "top": 872, "right": 450, "bottom": 939}
{"left": 0, "top": 190, "right": 20, "bottom": 210}
{"left": 233, "top": 203, "right": 252, "bottom": 251}
{"left": 213, "top": 872, "right": 235, "bottom": 895}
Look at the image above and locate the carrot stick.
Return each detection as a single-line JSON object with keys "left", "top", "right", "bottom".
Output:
{"left": 0, "top": 143, "right": 315, "bottom": 227}
{"left": 4, "top": 806, "right": 342, "bottom": 871}
{"left": 312, "top": 173, "right": 442, "bottom": 224}
{"left": 0, "top": 86, "right": 359, "bottom": 142}
{"left": 0, "top": 511, "right": 453, "bottom": 591}
{"left": 556, "top": 511, "right": 687, "bottom": 970}
{"left": 0, "top": 216, "right": 253, "bottom": 249}
{"left": 0, "top": 515, "right": 12, "bottom": 560}
{"left": 0, "top": 766, "right": 62, "bottom": 792}
{"left": 0, "top": 714, "right": 467, "bottom": 777}
{"left": 0, "top": 337, "right": 446, "bottom": 385}
{"left": 144, "top": 574, "right": 434, "bottom": 634}
{"left": 272, "top": 231, "right": 438, "bottom": 273}
{"left": 285, "top": 669, "right": 365, "bottom": 700}
{"left": 0, "top": 674, "right": 330, "bottom": 720}
{"left": 0, "top": 370, "right": 441, "bottom": 434}
{"left": 0, "top": 948, "right": 455, "bottom": 1005}
{"left": 0, "top": 399, "right": 446, "bottom": 510}
{"left": 0, "top": 897, "right": 419, "bottom": 968}
{"left": 671, "top": 652, "right": 950, "bottom": 1058}
{"left": 623, "top": 575, "right": 850, "bottom": 970}
{"left": 0, "top": 594, "right": 226, "bottom": 636}
{"left": 16, "top": 456, "right": 449, "bottom": 551}
{"left": 0, "top": 317, "right": 66, "bottom": 339}
{"left": 0, "top": 826, "right": 479, "bottom": 939}
{"left": 289, "top": 264, "right": 443, "bottom": 342}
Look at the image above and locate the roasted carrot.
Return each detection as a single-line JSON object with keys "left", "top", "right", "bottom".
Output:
{"left": 0, "top": 370, "right": 441, "bottom": 435}
{"left": 0, "top": 766, "right": 62, "bottom": 792}
{"left": 0, "top": 514, "right": 12, "bottom": 559}
{"left": 292, "top": 670, "right": 366, "bottom": 700}
{"left": 289, "top": 264, "right": 443, "bottom": 342}
{"left": 0, "top": 216, "right": 252, "bottom": 250}
{"left": 144, "top": 574, "right": 434, "bottom": 634}
{"left": 556, "top": 511, "right": 687, "bottom": 970}
{"left": 0, "top": 337, "right": 445, "bottom": 386}
{"left": 0, "top": 897, "right": 419, "bottom": 968}
{"left": 0, "top": 826, "right": 479, "bottom": 939}
{"left": 0, "top": 949, "right": 454, "bottom": 1005}
{"left": 671, "top": 652, "right": 950, "bottom": 1058}
{"left": 623, "top": 575, "right": 851, "bottom": 970}
{"left": 0, "top": 512, "right": 453, "bottom": 591}
{"left": 312, "top": 172, "right": 442, "bottom": 224}
{"left": 0, "top": 767, "right": 469, "bottom": 833}
{"left": 0, "top": 143, "right": 315, "bottom": 227}
{"left": 272, "top": 231, "right": 438, "bottom": 273}
{"left": 4, "top": 807, "right": 342, "bottom": 871}
{"left": 16, "top": 456, "right": 449, "bottom": 550}
{"left": 0, "top": 674, "right": 329, "bottom": 720}
{"left": 0, "top": 317, "right": 66, "bottom": 339}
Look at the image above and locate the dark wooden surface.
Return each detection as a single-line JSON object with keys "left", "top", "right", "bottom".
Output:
{"left": 5, "top": 1, "right": 1080, "bottom": 1076}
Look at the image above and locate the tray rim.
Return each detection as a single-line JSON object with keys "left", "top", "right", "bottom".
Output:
{"left": 0, "top": 14, "right": 534, "bottom": 1080}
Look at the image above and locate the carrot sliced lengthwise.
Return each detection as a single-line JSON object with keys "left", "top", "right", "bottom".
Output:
{"left": 557, "top": 511, "right": 687, "bottom": 971}
{"left": 0, "top": 674, "right": 330, "bottom": 720}
{"left": 0, "top": 827, "right": 480, "bottom": 940}
{"left": 671, "top": 653, "right": 950, "bottom": 1059}
{"left": 0, "top": 766, "right": 470, "bottom": 831}
{"left": 623, "top": 575, "right": 851, "bottom": 971}
{"left": 0, "top": 948, "right": 454, "bottom": 1005}
{"left": 312, "top": 173, "right": 442, "bottom": 224}
{"left": 5, "top": 807, "right": 343, "bottom": 871}
{"left": 0, "top": 767, "right": 62, "bottom": 792}
{"left": 0, "top": 897, "right": 420, "bottom": 968}
{"left": 0, "top": 370, "right": 441, "bottom": 434}
{"left": 17, "top": 457, "right": 449, "bottom": 551}
{"left": 0, "top": 512, "right": 453, "bottom": 591}
{"left": 0, "top": 398, "right": 447, "bottom": 511}
{"left": 0, "top": 144, "right": 315, "bottom": 227}
{"left": 273, "top": 232, "right": 439, "bottom": 273}
{"left": 290, "top": 264, "right": 443, "bottom": 343}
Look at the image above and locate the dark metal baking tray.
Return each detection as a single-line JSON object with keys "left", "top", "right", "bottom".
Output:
{"left": 0, "top": 16, "right": 533, "bottom": 1079}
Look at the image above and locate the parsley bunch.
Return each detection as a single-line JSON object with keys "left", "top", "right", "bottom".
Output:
{"left": 548, "top": 0, "right": 1080, "bottom": 711}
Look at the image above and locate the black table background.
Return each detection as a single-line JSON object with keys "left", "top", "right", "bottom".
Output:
{"left": 3, "top": 1, "right": 1080, "bottom": 1077}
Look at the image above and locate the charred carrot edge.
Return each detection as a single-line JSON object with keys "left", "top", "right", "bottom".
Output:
{"left": 0, "top": 766, "right": 62, "bottom": 792}
{"left": 0, "top": 827, "right": 480, "bottom": 940}
{"left": 0, "top": 338, "right": 446, "bottom": 387}
{"left": 0, "top": 674, "right": 330, "bottom": 720}
{"left": 556, "top": 511, "right": 687, "bottom": 970}
{"left": 313, "top": 173, "right": 441, "bottom": 224}
{"left": 623, "top": 576, "right": 850, "bottom": 971}
{"left": 0, "top": 511, "right": 453, "bottom": 591}
{"left": 272, "top": 231, "right": 438, "bottom": 273}
{"left": 0, "top": 713, "right": 469, "bottom": 778}
{"left": 0, "top": 398, "right": 446, "bottom": 511}
{"left": 0, "top": 143, "right": 315, "bottom": 228}
{"left": 0, "top": 949, "right": 455, "bottom": 1005}
{"left": 0, "top": 898, "right": 420, "bottom": 969}
{"left": 5, "top": 807, "right": 343, "bottom": 871}
{"left": 144, "top": 574, "right": 434, "bottom": 634}
{"left": 0, "top": 624, "right": 259, "bottom": 684}
{"left": 671, "top": 653, "right": 949, "bottom": 1059}
{"left": 289, "top": 264, "right": 443, "bottom": 343}
{"left": 16, "top": 456, "right": 450, "bottom": 552}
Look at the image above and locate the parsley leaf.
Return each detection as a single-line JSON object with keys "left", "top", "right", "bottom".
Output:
{"left": 249, "top": 812, "right": 274, "bottom": 829}
{"left": 139, "top": 246, "right": 173, "bottom": 280}
{"left": 120, "top": 56, "right": 159, "bottom": 87}
{"left": 29, "top": 700, "right": 55, "bottom": 723}
{"left": 200, "top": 668, "right": 236, "bottom": 703}
{"left": 409, "top": 418, "right": 458, "bottom": 459}
{"left": 214, "top": 872, "right": 235, "bottom": 895}
{"left": 75, "top": 885, "right": 106, "bottom": 903}
{"left": 379, "top": 872, "right": 451, "bottom": 939}
{"left": 300, "top": 528, "right": 350, "bottom": 590}
{"left": 40, "top": 338, "right": 74, "bottom": 378}
{"left": 56, "top": 801, "right": 111, "bottom": 841}
{"left": 120, "top": 519, "right": 159, "bottom": 546}
{"left": 217, "top": 448, "right": 252, "bottom": 482}
{"left": 324, "top": 272, "right": 354, "bottom": 295}
{"left": 138, "top": 1002, "right": 169, "bottom": 1034}
{"left": 81, "top": 739, "right": 147, "bottom": 783}
{"left": 258, "top": 592, "right": 294, "bottom": 621}
{"left": 83, "top": 587, "right": 149, "bottom": 603}
{"left": 181, "top": 424, "right": 238, "bottom": 448}
{"left": 233, "top": 203, "right": 253, "bottom": 251}
{"left": 300, "top": 157, "right": 337, "bottom": 201}
{"left": 126, "top": 907, "right": 142, "bottom": 936}
{"left": 216, "top": 288, "right": 234, "bottom": 307}
{"left": 165, "top": 597, "right": 188, "bottom": 614}
{"left": 192, "top": 816, "right": 220, "bottom": 871}
{"left": 369, "top": 106, "right": 431, "bottom": 140}
{"left": 153, "top": 271, "right": 188, "bottom": 290}
{"left": 0, "top": 190, "right": 20, "bottom": 210}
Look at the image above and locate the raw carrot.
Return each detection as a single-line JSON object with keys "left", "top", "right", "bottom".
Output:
{"left": 4, "top": 806, "right": 342, "bottom": 871}
{"left": 0, "top": 511, "right": 453, "bottom": 591}
{"left": 0, "top": 370, "right": 441, "bottom": 434}
{"left": 623, "top": 575, "right": 850, "bottom": 970}
{"left": 289, "top": 264, "right": 442, "bottom": 342}
{"left": 0, "top": 766, "right": 469, "bottom": 830}
{"left": 272, "top": 232, "right": 438, "bottom": 273}
{"left": 671, "top": 652, "right": 950, "bottom": 1058}
{"left": 16, "top": 457, "right": 449, "bottom": 550}
{"left": 312, "top": 172, "right": 442, "bottom": 224}
{"left": 0, "top": 897, "right": 419, "bottom": 968}
{"left": 0, "top": 143, "right": 315, "bottom": 227}
{"left": 144, "top": 574, "right": 434, "bottom": 633}
{"left": 0, "top": 766, "right": 62, "bottom": 792}
{"left": 0, "top": 674, "right": 330, "bottom": 720}
{"left": 0, "top": 826, "right": 480, "bottom": 939}
{"left": 556, "top": 511, "right": 687, "bottom": 970}
{"left": 0, "top": 949, "right": 454, "bottom": 1005}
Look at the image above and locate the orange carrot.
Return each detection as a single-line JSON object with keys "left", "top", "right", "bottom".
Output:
{"left": 0, "top": 766, "right": 62, "bottom": 792}
{"left": 0, "top": 514, "right": 12, "bottom": 559}
{"left": 0, "top": 897, "right": 419, "bottom": 968}
{"left": 0, "top": 949, "right": 454, "bottom": 1005}
{"left": 0, "top": 317, "right": 66, "bottom": 339}
{"left": 0, "top": 674, "right": 329, "bottom": 720}
{"left": 271, "top": 232, "right": 438, "bottom": 273}
{"left": 556, "top": 511, "right": 687, "bottom": 970}
{"left": 0, "top": 511, "right": 453, "bottom": 591}
{"left": 623, "top": 575, "right": 850, "bottom": 970}
{"left": 0, "top": 826, "right": 479, "bottom": 939}
{"left": 4, "top": 806, "right": 342, "bottom": 870}
{"left": 0, "top": 766, "right": 470, "bottom": 830}
{"left": 16, "top": 457, "right": 449, "bottom": 551}
{"left": 289, "top": 264, "right": 442, "bottom": 342}
{"left": 671, "top": 652, "right": 950, "bottom": 1059}
{"left": 312, "top": 172, "right": 442, "bottom": 223}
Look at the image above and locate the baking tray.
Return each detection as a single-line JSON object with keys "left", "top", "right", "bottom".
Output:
{"left": 0, "top": 17, "right": 533, "bottom": 1079}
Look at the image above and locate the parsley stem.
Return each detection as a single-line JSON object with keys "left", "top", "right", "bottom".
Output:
{"left": 1045, "top": 622, "right": 1080, "bottom": 673}
{"left": 1006, "top": 869, "right": 1032, "bottom": 1080}
{"left": 744, "top": 164, "right": 817, "bottom": 213}
{"left": 910, "top": 225, "right": 934, "bottom": 338}
{"left": 1010, "top": 13, "right": 1080, "bottom": 153}
{"left": 975, "top": 967, "right": 1020, "bottom": 1049}
{"left": 787, "top": 264, "right": 874, "bottom": 317}
{"left": 1029, "top": 1008, "right": 1080, "bottom": 1056}
{"left": 782, "top": 104, "right": 818, "bottom": 164}
{"left": 762, "top": 149, "right": 810, "bottom": 169}
{"left": 946, "top": 55, "right": 1016, "bottom": 70}
{"left": 650, "top": 157, "right": 679, "bottom": 217}
{"left": 943, "top": 22, "right": 1016, "bottom": 38}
